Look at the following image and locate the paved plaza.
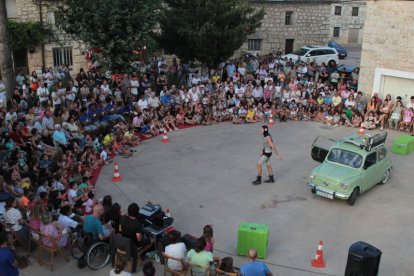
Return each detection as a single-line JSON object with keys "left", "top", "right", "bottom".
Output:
{"left": 23, "top": 121, "right": 414, "bottom": 276}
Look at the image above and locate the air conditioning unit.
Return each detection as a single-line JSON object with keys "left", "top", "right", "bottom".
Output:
{"left": 247, "top": 50, "right": 260, "bottom": 57}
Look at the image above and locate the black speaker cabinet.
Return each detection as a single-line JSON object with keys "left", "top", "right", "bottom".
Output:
{"left": 345, "top": 241, "right": 382, "bottom": 276}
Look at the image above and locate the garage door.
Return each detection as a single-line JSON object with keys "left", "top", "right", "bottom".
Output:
{"left": 382, "top": 75, "right": 414, "bottom": 105}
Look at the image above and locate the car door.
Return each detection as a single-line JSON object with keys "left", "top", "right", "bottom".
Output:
{"left": 311, "top": 136, "right": 336, "bottom": 162}
{"left": 361, "top": 151, "right": 381, "bottom": 192}
{"left": 377, "top": 146, "right": 391, "bottom": 172}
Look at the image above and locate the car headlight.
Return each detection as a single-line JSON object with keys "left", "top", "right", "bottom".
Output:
{"left": 340, "top": 183, "right": 349, "bottom": 190}
{"left": 308, "top": 175, "right": 315, "bottom": 184}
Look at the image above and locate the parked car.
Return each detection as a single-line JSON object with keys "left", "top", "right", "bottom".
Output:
{"left": 328, "top": 41, "right": 347, "bottom": 59}
{"left": 308, "top": 132, "right": 392, "bottom": 206}
{"left": 280, "top": 45, "right": 339, "bottom": 66}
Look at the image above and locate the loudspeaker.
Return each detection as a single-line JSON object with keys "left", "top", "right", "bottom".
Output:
{"left": 345, "top": 241, "right": 382, "bottom": 276}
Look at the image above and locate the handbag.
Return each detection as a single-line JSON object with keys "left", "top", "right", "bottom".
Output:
{"left": 390, "top": 113, "right": 401, "bottom": 120}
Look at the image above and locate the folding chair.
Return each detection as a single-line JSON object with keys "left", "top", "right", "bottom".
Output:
{"left": 37, "top": 229, "right": 70, "bottom": 271}
{"left": 215, "top": 268, "right": 238, "bottom": 276}
{"left": 189, "top": 262, "right": 210, "bottom": 276}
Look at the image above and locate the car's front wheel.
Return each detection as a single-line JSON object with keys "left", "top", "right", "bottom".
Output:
{"left": 379, "top": 169, "right": 390, "bottom": 184}
{"left": 348, "top": 187, "right": 359, "bottom": 206}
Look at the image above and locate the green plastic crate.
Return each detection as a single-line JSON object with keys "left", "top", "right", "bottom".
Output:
{"left": 392, "top": 135, "right": 414, "bottom": 155}
{"left": 237, "top": 222, "right": 269, "bottom": 259}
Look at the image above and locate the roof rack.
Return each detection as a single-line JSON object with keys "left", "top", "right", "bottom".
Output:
{"left": 344, "top": 132, "right": 387, "bottom": 152}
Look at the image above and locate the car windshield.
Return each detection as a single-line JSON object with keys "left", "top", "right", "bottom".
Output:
{"left": 327, "top": 148, "right": 363, "bottom": 168}
{"left": 292, "top": 48, "right": 308, "bottom": 56}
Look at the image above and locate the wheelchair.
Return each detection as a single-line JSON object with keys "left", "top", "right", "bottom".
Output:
{"left": 71, "top": 230, "right": 110, "bottom": 270}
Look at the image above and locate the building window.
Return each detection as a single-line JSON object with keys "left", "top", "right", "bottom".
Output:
{"left": 333, "top": 27, "right": 340, "bottom": 38}
{"left": 248, "top": 39, "right": 262, "bottom": 51}
{"left": 52, "top": 47, "right": 73, "bottom": 66}
{"left": 352, "top": 7, "right": 359, "bottom": 16}
{"left": 334, "top": 6, "right": 342, "bottom": 16}
{"left": 6, "top": 0, "right": 17, "bottom": 18}
{"left": 285, "top": 11, "right": 293, "bottom": 25}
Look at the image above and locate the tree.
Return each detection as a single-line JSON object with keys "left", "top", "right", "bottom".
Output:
{"left": 8, "top": 21, "right": 48, "bottom": 51}
{"left": 55, "top": 0, "right": 161, "bottom": 69}
{"left": 0, "top": 0, "right": 15, "bottom": 99}
{"left": 158, "top": 0, "right": 264, "bottom": 70}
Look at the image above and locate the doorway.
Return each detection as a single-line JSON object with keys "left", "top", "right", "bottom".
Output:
{"left": 13, "top": 48, "right": 29, "bottom": 75}
{"left": 285, "top": 39, "right": 294, "bottom": 54}
{"left": 348, "top": 29, "right": 359, "bottom": 44}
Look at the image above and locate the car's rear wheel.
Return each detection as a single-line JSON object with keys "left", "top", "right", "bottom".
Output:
{"left": 348, "top": 187, "right": 359, "bottom": 206}
{"left": 379, "top": 169, "right": 390, "bottom": 184}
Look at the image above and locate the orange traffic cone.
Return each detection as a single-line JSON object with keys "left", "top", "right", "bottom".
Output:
{"left": 357, "top": 123, "right": 365, "bottom": 135}
{"left": 311, "top": 240, "right": 326, "bottom": 268}
{"left": 268, "top": 117, "right": 274, "bottom": 127}
{"left": 112, "top": 162, "right": 122, "bottom": 182}
{"left": 162, "top": 130, "right": 169, "bottom": 143}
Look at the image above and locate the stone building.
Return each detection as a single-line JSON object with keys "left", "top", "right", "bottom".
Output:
{"left": 238, "top": 0, "right": 366, "bottom": 56}
{"left": 5, "top": 0, "right": 87, "bottom": 76}
{"left": 359, "top": 0, "right": 414, "bottom": 103}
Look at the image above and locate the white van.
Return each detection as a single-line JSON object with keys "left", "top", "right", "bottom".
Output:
{"left": 281, "top": 45, "right": 339, "bottom": 66}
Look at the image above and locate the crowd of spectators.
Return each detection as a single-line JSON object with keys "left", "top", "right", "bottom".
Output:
{"left": 0, "top": 53, "right": 413, "bottom": 275}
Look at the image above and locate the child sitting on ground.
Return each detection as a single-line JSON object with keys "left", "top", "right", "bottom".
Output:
{"left": 332, "top": 111, "right": 341, "bottom": 127}
{"left": 100, "top": 145, "right": 113, "bottom": 163}
{"left": 279, "top": 106, "right": 288, "bottom": 122}
{"left": 352, "top": 111, "right": 363, "bottom": 128}
{"left": 340, "top": 111, "right": 353, "bottom": 127}
{"left": 246, "top": 106, "right": 257, "bottom": 123}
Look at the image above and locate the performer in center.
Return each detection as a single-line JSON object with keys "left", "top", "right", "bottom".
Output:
{"left": 252, "top": 125, "right": 281, "bottom": 185}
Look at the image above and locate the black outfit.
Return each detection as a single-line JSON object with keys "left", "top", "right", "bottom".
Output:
{"left": 119, "top": 215, "right": 150, "bottom": 248}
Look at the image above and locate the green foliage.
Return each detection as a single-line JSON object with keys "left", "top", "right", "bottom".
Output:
{"left": 8, "top": 20, "right": 47, "bottom": 51}
{"left": 55, "top": 0, "right": 161, "bottom": 69}
{"left": 158, "top": 0, "right": 264, "bottom": 69}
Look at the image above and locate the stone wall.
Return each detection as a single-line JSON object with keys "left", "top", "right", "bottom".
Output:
{"left": 239, "top": 2, "right": 332, "bottom": 55}
{"left": 328, "top": 1, "right": 366, "bottom": 45}
{"left": 10, "top": 0, "right": 88, "bottom": 76}
{"left": 359, "top": 0, "right": 414, "bottom": 94}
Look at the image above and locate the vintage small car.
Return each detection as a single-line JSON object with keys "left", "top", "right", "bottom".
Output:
{"left": 308, "top": 132, "right": 392, "bottom": 205}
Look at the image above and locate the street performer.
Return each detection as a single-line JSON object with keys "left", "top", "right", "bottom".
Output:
{"left": 252, "top": 125, "right": 281, "bottom": 185}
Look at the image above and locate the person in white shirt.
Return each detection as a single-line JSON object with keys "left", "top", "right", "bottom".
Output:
{"left": 164, "top": 230, "right": 187, "bottom": 271}
{"left": 43, "top": 69, "right": 53, "bottom": 84}
{"left": 252, "top": 85, "right": 263, "bottom": 101}
{"left": 67, "top": 182, "right": 80, "bottom": 207}
{"left": 188, "top": 86, "right": 199, "bottom": 103}
{"left": 137, "top": 95, "right": 149, "bottom": 110}
{"left": 65, "top": 81, "right": 77, "bottom": 107}
{"left": 37, "top": 82, "right": 49, "bottom": 106}
{"left": 191, "top": 73, "right": 201, "bottom": 86}
{"left": 130, "top": 75, "right": 139, "bottom": 97}
{"left": 238, "top": 63, "right": 246, "bottom": 76}
{"left": 109, "top": 256, "right": 132, "bottom": 276}
{"left": 5, "top": 109, "right": 18, "bottom": 125}
{"left": 100, "top": 80, "right": 112, "bottom": 95}
{"left": 51, "top": 88, "right": 62, "bottom": 109}
{"left": 407, "top": 96, "right": 414, "bottom": 109}
{"left": 147, "top": 92, "right": 161, "bottom": 108}
{"left": 58, "top": 205, "right": 79, "bottom": 230}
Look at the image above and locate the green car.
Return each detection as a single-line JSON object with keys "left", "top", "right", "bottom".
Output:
{"left": 308, "top": 132, "right": 392, "bottom": 205}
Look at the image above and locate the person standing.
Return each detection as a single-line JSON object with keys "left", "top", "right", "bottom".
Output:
{"left": 240, "top": 248, "right": 273, "bottom": 276}
{"left": 0, "top": 232, "right": 19, "bottom": 276}
{"left": 252, "top": 125, "right": 281, "bottom": 185}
